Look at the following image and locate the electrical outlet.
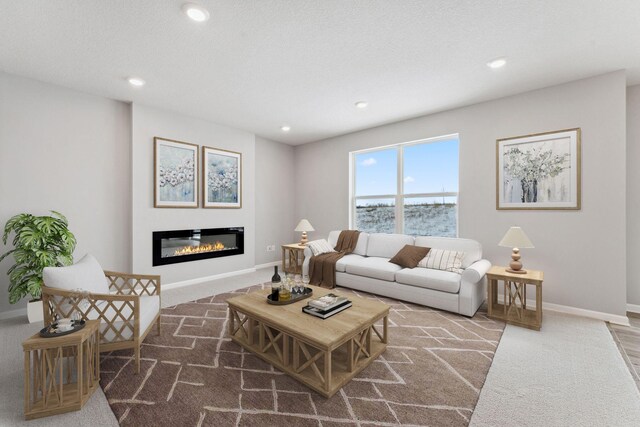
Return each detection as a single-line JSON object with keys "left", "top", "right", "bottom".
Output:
{"left": 266, "top": 245, "right": 276, "bottom": 252}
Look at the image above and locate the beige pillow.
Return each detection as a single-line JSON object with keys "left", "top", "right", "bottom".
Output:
{"left": 418, "top": 249, "right": 465, "bottom": 274}
{"left": 307, "top": 239, "right": 336, "bottom": 256}
{"left": 389, "top": 245, "right": 430, "bottom": 268}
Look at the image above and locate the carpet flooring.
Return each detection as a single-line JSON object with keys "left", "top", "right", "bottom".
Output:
{"left": 100, "top": 284, "right": 505, "bottom": 426}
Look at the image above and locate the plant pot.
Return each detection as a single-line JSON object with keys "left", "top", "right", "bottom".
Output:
{"left": 27, "top": 299, "right": 44, "bottom": 324}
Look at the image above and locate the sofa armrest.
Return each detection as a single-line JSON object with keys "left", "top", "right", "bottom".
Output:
{"left": 461, "top": 259, "right": 492, "bottom": 284}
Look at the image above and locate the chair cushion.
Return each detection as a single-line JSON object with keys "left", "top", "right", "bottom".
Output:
{"left": 366, "top": 234, "right": 415, "bottom": 258}
{"left": 345, "top": 256, "right": 403, "bottom": 281}
{"left": 335, "top": 254, "right": 366, "bottom": 272}
{"left": 43, "top": 254, "right": 109, "bottom": 295}
{"left": 389, "top": 245, "right": 431, "bottom": 268}
{"left": 396, "top": 268, "right": 461, "bottom": 293}
{"left": 414, "top": 236, "right": 481, "bottom": 268}
{"left": 87, "top": 295, "right": 159, "bottom": 342}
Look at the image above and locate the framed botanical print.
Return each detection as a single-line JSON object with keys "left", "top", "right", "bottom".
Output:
{"left": 497, "top": 128, "right": 581, "bottom": 210}
{"left": 202, "top": 146, "right": 242, "bottom": 208}
{"left": 154, "top": 137, "right": 199, "bottom": 208}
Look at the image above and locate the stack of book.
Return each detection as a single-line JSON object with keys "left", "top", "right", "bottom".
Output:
{"left": 302, "top": 293, "right": 352, "bottom": 319}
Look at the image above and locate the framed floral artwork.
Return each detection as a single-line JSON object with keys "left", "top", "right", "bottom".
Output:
{"left": 154, "top": 137, "right": 199, "bottom": 208}
{"left": 202, "top": 146, "right": 242, "bottom": 209}
{"left": 497, "top": 128, "right": 581, "bottom": 210}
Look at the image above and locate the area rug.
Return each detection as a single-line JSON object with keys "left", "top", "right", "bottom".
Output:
{"left": 471, "top": 312, "right": 640, "bottom": 426}
{"left": 100, "top": 284, "right": 505, "bottom": 426}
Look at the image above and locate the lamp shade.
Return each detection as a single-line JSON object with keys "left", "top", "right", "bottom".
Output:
{"left": 294, "top": 219, "right": 315, "bottom": 232}
{"left": 498, "top": 226, "right": 534, "bottom": 248}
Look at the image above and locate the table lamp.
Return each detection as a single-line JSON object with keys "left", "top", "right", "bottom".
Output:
{"left": 498, "top": 226, "right": 534, "bottom": 274}
{"left": 295, "top": 219, "right": 314, "bottom": 245}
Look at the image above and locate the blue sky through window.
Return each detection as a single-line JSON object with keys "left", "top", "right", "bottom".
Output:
{"left": 355, "top": 138, "right": 459, "bottom": 198}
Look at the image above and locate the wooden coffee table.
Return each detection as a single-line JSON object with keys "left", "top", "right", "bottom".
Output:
{"left": 227, "top": 286, "right": 389, "bottom": 397}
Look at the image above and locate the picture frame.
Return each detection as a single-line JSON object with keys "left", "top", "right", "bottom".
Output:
{"left": 202, "top": 146, "right": 242, "bottom": 209}
{"left": 154, "top": 137, "right": 199, "bottom": 208}
{"left": 496, "top": 128, "right": 581, "bottom": 210}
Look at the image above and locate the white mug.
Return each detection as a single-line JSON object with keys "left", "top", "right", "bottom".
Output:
{"left": 57, "top": 323, "right": 73, "bottom": 332}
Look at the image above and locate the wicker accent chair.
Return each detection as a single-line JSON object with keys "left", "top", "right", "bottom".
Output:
{"left": 41, "top": 255, "right": 161, "bottom": 374}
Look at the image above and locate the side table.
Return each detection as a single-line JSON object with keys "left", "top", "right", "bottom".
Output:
{"left": 22, "top": 319, "right": 100, "bottom": 420}
{"left": 281, "top": 243, "right": 306, "bottom": 275}
{"left": 486, "top": 266, "right": 544, "bottom": 331}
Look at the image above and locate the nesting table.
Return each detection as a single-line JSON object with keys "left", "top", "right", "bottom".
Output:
{"left": 281, "top": 243, "right": 306, "bottom": 275}
{"left": 486, "top": 266, "right": 544, "bottom": 331}
{"left": 22, "top": 320, "right": 100, "bottom": 420}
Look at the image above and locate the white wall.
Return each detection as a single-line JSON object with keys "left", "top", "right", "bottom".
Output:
{"left": 255, "top": 136, "right": 296, "bottom": 265}
{"left": 295, "top": 71, "right": 628, "bottom": 317}
{"left": 0, "top": 72, "right": 131, "bottom": 316}
{"left": 131, "top": 104, "right": 256, "bottom": 284}
{"left": 627, "top": 84, "right": 640, "bottom": 308}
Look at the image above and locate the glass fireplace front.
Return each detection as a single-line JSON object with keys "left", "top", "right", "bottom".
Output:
{"left": 152, "top": 227, "right": 244, "bottom": 266}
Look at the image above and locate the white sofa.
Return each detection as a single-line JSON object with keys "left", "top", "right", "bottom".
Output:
{"left": 302, "top": 231, "right": 491, "bottom": 317}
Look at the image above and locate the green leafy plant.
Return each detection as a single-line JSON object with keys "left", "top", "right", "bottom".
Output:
{"left": 0, "top": 211, "right": 76, "bottom": 304}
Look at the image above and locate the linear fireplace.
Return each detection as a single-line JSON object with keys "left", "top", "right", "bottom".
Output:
{"left": 152, "top": 227, "right": 244, "bottom": 266}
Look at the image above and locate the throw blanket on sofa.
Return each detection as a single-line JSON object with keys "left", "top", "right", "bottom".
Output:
{"left": 309, "top": 230, "right": 360, "bottom": 289}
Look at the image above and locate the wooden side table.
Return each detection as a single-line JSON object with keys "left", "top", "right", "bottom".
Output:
{"left": 281, "top": 243, "right": 306, "bottom": 275}
{"left": 486, "top": 266, "right": 544, "bottom": 331}
{"left": 22, "top": 319, "right": 100, "bottom": 420}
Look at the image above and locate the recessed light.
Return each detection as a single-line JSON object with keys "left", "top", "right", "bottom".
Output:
{"left": 487, "top": 57, "right": 507, "bottom": 69}
{"left": 127, "top": 77, "right": 145, "bottom": 87}
{"left": 182, "top": 3, "right": 210, "bottom": 22}
{"left": 355, "top": 101, "right": 368, "bottom": 109}
{"left": 280, "top": 125, "right": 291, "bottom": 132}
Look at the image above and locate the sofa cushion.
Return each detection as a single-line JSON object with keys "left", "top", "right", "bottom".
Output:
{"left": 335, "top": 254, "right": 366, "bottom": 272}
{"left": 414, "top": 236, "right": 482, "bottom": 268}
{"left": 43, "top": 254, "right": 109, "bottom": 295}
{"left": 366, "top": 234, "right": 415, "bottom": 258}
{"left": 389, "top": 244, "right": 431, "bottom": 268}
{"left": 328, "top": 230, "right": 369, "bottom": 255}
{"left": 345, "top": 256, "right": 403, "bottom": 281}
{"left": 327, "top": 231, "right": 341, "bottom": 248}
{"left": 396, "top": 268, "right": 461, "bottom": 293}
{"left": 352, "top": 232, "right": 369, "bottom": 256}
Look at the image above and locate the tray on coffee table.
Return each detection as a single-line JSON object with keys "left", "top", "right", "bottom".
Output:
{"left": 267, "top": 287, "right": 312, "bottom": 305}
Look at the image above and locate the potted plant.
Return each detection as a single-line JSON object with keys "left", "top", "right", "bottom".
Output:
{"left": 0, "top": 211, "right": 76, "bottom": 323}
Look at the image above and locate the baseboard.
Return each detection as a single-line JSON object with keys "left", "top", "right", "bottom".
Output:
{"left": 163, "top": 267, "right": 257, "bottom": 291}
{"left": 627, "top": 303, "right": 640, "bottom": 314}
{"left": 498, "top": 296, "right": 630, "bottom": 326}
{"left": 254, "top": 261, "right": 280, "bottom": 270}
{"left": 0, "top": 306, "right": 27, "bottom": 321}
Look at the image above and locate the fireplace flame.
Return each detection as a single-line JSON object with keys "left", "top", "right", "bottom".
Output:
{"left": 174, "top": 241, "right": 225, "bottom": 256}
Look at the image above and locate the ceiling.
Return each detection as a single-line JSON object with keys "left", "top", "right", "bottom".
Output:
{"left": 1, "top": 1, "right": 639, "bottom": 145}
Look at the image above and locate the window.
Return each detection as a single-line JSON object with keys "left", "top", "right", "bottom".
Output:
{"left": 350, "top": 135, "right": 459, "bottom": 237}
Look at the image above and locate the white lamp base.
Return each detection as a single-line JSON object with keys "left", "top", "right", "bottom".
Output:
{"left": 299, "top": 231, "right": 308, "bottom": 246}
